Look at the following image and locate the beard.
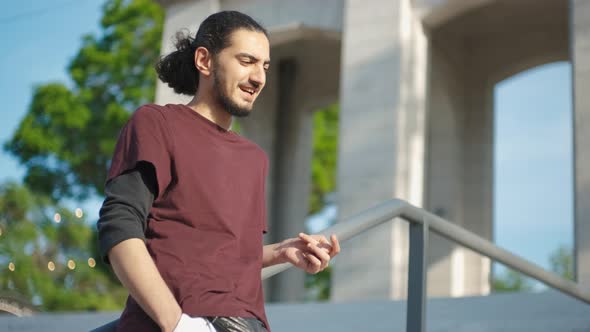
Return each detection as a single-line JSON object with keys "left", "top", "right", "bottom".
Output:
{"left": 213, "top": 67, "right": 252, "bottom": 118}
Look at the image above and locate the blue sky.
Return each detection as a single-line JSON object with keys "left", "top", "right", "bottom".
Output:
{"left": 0, "top": 1, "right": 573, "bottom": 280}
{"left": 0, "top": 0, "right": 105, "bottom": 219}
{"left": 494, "top": 62, "right": 573, "bottom": 277}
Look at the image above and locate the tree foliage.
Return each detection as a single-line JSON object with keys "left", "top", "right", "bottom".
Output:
{"left": 0, "top": 182, "right": 126, "bottom": 311}
{"left": 309, "top": 104, "right": 339, "bottom": 214}
{"left": 549, "top": 245, "right": 574, "bottom": 281}
{"left": 1, "top": 0, "right": 164, "bottom": 312}
{"left": 4, "top": 0, "right": 164, "bottom": 201}
{"left": 304, "top": 104, "right": 339, "bottom": 301}
{"left": 492, "top": 245, "right": 574, "bottom": 293}
{"left": 492, "top": 268, "right": 533, "bottom": 293}
{"left": 305, "top": 266, "right": 332, "bottom": 301}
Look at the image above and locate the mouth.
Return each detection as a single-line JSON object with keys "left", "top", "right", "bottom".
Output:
{"left": 239, "top": 85, "right": 258, "bottom": 100}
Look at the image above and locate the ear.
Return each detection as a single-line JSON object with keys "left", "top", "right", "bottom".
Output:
{"left": 194, "top": 46, "right": 213, "bottom": 76}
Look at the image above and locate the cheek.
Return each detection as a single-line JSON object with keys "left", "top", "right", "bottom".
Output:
{"left": 231, "top": 64, "right": 251, "bottom": 83}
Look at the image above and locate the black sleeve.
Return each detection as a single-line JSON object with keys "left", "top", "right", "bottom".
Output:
{"left": 97, "top": 161, "right": 157, "bottom": 264}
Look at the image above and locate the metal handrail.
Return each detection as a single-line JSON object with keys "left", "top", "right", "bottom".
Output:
{"left": 262, "top": 199, "right": 590, "bottom": 332}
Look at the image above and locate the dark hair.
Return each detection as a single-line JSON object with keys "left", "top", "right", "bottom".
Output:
{"left": 155, "top": 11, "right": 268, "bottom": 96}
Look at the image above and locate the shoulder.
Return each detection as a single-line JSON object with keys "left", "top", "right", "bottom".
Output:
{"left": 123, "top": 104, "right": 175, "bottom": 148}
{"left": 126, "top": 104, "right": 178, "bottom": 133}
{"left": 131, "top": 104, "right": 169, "bottom": 121}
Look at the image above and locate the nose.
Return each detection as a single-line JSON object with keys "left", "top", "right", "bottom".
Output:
{"left": 250, "top": 65, "right": 266, "bottom": 89}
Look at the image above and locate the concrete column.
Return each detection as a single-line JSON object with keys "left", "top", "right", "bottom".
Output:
{"left": 238, "top": 58, "right": 279, "bottom": 304}
{"left": 246, "top": 59, "right": 316, "bottom": 302}
{"left": 425, "top": 40, "right": 467, "bottom": 297}
{"left": 571, "top": 0, "right": 590, "bottom": 288}
{"left": 333, "top": 0, "right": 428, "bottom": 300}
{"left": 243, "top": 59, "right": 315, "bottom": 302}
{"left": 461, "top": 78, "right": 494, "bottom": 296}
{"left": 265, "top": 60, "right": 314, "bottom": 302}
{"left": 425, "top": 37, "right": 492, "bottom": 297}
{"left": 240, "top": 60, "right": 279, "bottom": 199}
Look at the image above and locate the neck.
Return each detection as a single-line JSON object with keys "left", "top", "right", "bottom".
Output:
{"left": 186, "top": 92, "right": 233, "bottom": 131}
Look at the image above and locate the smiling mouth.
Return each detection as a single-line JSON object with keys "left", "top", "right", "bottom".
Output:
{"left": 239, "top": 85, "right": 257, "bottom": 96}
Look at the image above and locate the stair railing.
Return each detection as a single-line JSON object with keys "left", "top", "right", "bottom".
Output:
{"left": 263, "top": 199, "right": 590, "bottom": 332}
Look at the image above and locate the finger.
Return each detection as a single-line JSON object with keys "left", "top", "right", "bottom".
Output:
{"left": 315, "top": 235, "right": 328, "bottom": 244}
{"left": 300, "top": 233, "right": 332, "bottom": 253}
{"left": 307, "top": 242, "right": 331, "bottom": 270}
{"left": 317, "top": 235, "right": 334, "bottom": 254}
{"left": 330, "top": 234, "right": 341, "bottom": 257}
{"left": 303, "top": 252, "right": 322, "bottom": 273}
{"left": 298, "top": 232, "right": 318, "bottom": 245}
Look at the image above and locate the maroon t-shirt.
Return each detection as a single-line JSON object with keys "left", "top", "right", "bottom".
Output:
{"left": 107, "top": 103, "right": 270, "bottom": 331}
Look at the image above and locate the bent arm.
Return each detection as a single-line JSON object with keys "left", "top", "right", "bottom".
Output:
{"left": 97, "top": 165, "right": 180, "bottom": 332}
{"left": 109, "top": 239, "right": 181, "bottom": 332}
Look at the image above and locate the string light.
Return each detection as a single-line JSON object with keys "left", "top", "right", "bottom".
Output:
{"left": 75, "top": 208, "right": 83, "bottom": 218}
{"left": 8, "top": 262, "right": 15, "bottom": 271}
{"left": 67, "top": 260, "right": 76, "bottom": 270}
{"left": 87, "top": 258, "right": 96, "bottom": 268}
{"left": 54, "top": 213, "right": 61, "bottom": 223}
{"left": 48, "top": 261, "right": 55, "bottom": 271}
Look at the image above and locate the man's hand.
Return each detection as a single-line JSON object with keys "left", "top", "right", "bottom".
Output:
{"left": 274, "top": 233, "right": 340, "bottom": 274}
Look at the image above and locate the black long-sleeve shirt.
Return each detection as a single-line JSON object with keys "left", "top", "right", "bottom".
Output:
{"left": 97, "top": 161, "right": 157, "bottom": 264}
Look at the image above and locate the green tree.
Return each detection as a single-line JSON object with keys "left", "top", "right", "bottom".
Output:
{"left": 1, "top": 0, "right": 163, "bottom": 312}
{"left": 304, "top": 266, "right": 332, "bottom": 301}
{"left": 304, "top": 104, "right": 339, "bottom": 301}
{"left": 549, "top": 245, "right": 574, "bottom": 281}
{"left": 309, "top": 104, "right": 339, "bottom": 215}
{"left": 0, "top": 182, "right": 126, "bottom": 311}
{"left": 492, "top": 268, "right": 533, "bottom": 293}
{"left": 4, "top": 0, "right": 164, "bottom": 202}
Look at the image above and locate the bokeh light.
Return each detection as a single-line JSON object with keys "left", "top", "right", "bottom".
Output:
{"left": 75, "top": 208, "right": 83, "bottom": 218}
{"left": 8, "top": 262, "right": 15, "bottom": 271}
{"left": 88, "top": 258, "right": 96, "bottom": 268}
{"left": 54, "top": 213, "right": 61, "bottom": 223}
{"left": 48, "top": 261, "right": 55, "bottom": 271}
{"left": 67, "top": 260, "right": 76, "bottom": 270}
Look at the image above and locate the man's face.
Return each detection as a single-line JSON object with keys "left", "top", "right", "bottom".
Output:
{"left": 211, "top": 29, "right": 270, "bottom": 117}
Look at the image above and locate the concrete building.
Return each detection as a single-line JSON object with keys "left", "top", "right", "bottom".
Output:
{"left": 154, "top": 0, "right": 590, "bottom": 302}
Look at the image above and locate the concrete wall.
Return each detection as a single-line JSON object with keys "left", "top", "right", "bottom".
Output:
{"left": 335, "top": 0, "right": 573, "bottom": 300}
{"left": 423, "top": 0, "right": 569, "bottom": 298}
{"left": 571, "top": 0, "right": 590, "bottom": 289}
{"left": 333, "top": 0, "right": 428, "bottom": 300}
{"left": 221, "top": 0, "right": 343, "bottom": 31}
{"left": 426, "top": 39, "right": 469, "bottom": 297}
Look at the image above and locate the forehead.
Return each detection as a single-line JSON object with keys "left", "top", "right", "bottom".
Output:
{"left": 224, "top": 29, "right": 270, "bottom": 59}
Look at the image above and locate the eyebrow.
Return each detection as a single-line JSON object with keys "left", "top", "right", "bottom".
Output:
{"left": 237, "top": 52, "right": 271, "bottom": 66}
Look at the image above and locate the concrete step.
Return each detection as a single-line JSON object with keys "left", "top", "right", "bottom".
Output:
{"left": 265, "top": 290, "right": 590, "bottom": 332}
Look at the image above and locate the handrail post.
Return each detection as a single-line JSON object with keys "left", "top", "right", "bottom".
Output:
{"left": 406, "top": 219, "right": 428, "bottom": 332}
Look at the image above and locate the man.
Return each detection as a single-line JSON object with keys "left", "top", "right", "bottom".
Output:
{"left": 97, "top": 10, "right": 340, "bottom": 332}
